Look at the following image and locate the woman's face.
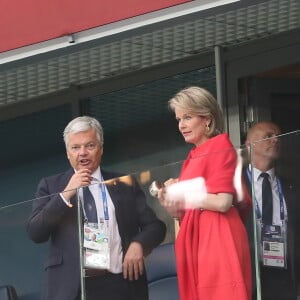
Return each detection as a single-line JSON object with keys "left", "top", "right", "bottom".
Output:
{"left": 175, "top": 108, "right": 210, "bottom": 146}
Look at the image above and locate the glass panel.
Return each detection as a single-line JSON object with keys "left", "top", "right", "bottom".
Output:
{"left": 1, "top": 142, "right": 258, "bottom": 299}
{"left": 78, "top": 161, "right": 183, "bottom": 300}
{"left": 249, "top": 130, "right": 300, "bottom": 300}
{"left": 77, "top": 145, "right": 252, "bottom": 299}
{"left": 0, "top": 198, "right": 47, "bottom": 300}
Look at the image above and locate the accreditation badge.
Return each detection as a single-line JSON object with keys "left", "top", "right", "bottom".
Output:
{"left": 261, "top": 224, "right": 286, "bottom": 268}
{"left": 83, "top": 222, "right": 110, "bottom": 269}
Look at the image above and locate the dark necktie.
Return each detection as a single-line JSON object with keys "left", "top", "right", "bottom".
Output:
{"left": 83, "top": 186, "right": 98, "bottom": 223}
{"left": 261, "top": 173, "right": 273, "bottom": 224}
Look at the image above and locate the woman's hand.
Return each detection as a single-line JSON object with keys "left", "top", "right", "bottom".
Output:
{"left": 156, "top": 178, "right": 185, "bottom": 218}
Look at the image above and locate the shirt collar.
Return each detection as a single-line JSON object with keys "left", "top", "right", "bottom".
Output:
{"left": 248, "top": 165, "right": 275, "bottom": 182}
{"left": 91, "top": 166, "right": 101, "bottom": 182}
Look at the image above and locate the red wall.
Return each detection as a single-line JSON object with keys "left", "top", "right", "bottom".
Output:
{"left": 0, "top": 0, "right": 191, "bottom": 53}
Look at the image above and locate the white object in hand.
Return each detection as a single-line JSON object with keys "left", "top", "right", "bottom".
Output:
{"left": 165, "top": 177, "right": 207, "bottom": 209}
{"left": 149, "top": 181, "right": 164, "bottom": 197}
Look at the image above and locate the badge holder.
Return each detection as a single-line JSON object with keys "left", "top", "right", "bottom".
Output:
{"left": 261, "top": 224, "right": 286, "bottom": 268}
{"left": 83, "top": 221, "right": 110, "bottom": 269}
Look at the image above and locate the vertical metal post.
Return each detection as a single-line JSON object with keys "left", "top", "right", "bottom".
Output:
{"left": 249, "top": 145, "right": 262, "bottom": 300}
{"left": 76, "top": 188, "right": 86, "bottom": 300}
{"left": 214, "top": 45, "right": 228, "bottom": 131}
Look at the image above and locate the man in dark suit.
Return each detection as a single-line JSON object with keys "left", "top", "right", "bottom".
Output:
{"left": 244, "top": 121, "right": 300, "bottom": 300}
{"left": 27, "top": 116, "right": 166, "bottom": 300}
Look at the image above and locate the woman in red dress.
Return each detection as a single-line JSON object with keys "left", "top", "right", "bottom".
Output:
{"left": 157, "top": 86, "right": 252, "bottom": 300}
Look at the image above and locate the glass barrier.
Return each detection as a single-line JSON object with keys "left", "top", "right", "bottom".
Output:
{"left": 0, "top": 161, "right": 183, "bottom": 300}
{"left": 1, "top": 131, "right": 298, "bottom": 300}
{"left": 0, "top": 199, "right": 46, "bottom": 300}
{"left": 249, "top": 129, "right": 300, "bottom": 300}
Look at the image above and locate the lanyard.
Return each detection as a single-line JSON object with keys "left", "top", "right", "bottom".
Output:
{"left": 81, "top": 174, "right": 110, "bottom": 222}
{"left": 246, "top": 169, "right": 285, "bottom": 221}
{"left": 99, "top": 178, "right": 109, "bottom": 221}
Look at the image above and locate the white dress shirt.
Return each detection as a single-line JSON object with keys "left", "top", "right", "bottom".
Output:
{"left": 251, "top": 167, "right": 288, "bottom": 225}
{"left": 249, "top": 166, "right": 288, "bottom": 262}
{"left": 61, "top": 167, "right": 123, "bottom": 273}
{"left": 87, "top": 167, "right": 123, "bottom": 273}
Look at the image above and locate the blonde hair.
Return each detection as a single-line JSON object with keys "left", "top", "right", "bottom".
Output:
{"left": 168, "top": 86, "right": 224, "bottom": 137}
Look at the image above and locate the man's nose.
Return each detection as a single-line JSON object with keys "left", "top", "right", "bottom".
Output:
{"left": 79, "top": 145, "right": 88, "bottom": 154}
{"left": 270, "top": 135, "right": 279, "bottom": 144}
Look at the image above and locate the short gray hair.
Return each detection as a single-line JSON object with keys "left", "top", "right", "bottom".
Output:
{"left": 168, "top": 86, "right": 224, "bottom": 137}
{"left": 63, "top": 116, "right": 104, "bottom": 147}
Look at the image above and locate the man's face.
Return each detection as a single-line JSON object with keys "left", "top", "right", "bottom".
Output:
{"left": 66, "top": 128, "right": 103, "bottom": 173}
{"left": 249, "top": 123, "right": 281, "bottom": 161}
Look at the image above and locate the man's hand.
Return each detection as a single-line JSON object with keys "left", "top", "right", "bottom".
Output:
{"left": 123, "top": 242, "right": 144, "bottom": 281}
{"left": 62, "top": 169, "right": 92, "bottom": 202}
